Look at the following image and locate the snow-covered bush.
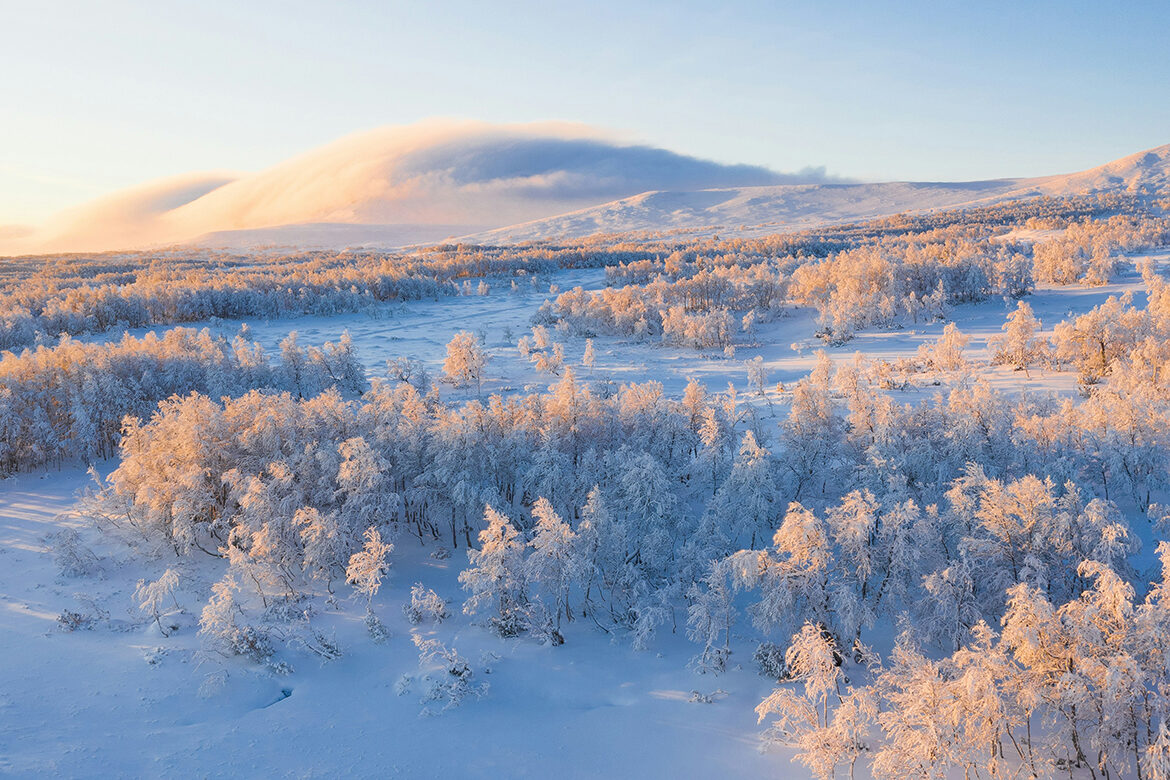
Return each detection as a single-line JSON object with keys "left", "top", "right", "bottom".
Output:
{"left": 51, "top": 528, "right": 101, "bottom": 577}
{"left": 753, "top": 642, "right": 788, "bottom": 681}
{"left": 403, "top": 583, "right": 449, "bottom": 625}
{"left": 134, "top": 569, "right": 181, "bottom": 635}
{"left": 411, "top": 634, "right": 486, "bottom": 713}
{"left": 198, "top": 574, "right": 275, "bottom": 662}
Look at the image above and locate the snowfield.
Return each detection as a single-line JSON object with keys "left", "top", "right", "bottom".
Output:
{"left": 464, "top": 144, "right": 1170, "bottom": 244}
{"left": 0, "top": 468, "right": 780, "bottom": 778}
{"left": 3, "top": 242, "right": 1170, "bottom": 778}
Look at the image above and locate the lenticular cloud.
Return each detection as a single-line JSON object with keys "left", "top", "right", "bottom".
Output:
{"left": 4, "top": 120, "right": 823, "bottom": 253}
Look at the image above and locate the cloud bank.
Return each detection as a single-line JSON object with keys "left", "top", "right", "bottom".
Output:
{"left": 1, "top": 120, "right": 839, "bottom": 254}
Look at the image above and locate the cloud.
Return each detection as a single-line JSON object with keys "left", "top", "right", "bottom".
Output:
{"left": 1, "top": 119, "right": 842, "bottom": 254}
{"left": 395, "top": 135, "right": 800, "bottom": 196}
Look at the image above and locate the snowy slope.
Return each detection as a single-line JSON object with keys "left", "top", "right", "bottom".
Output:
{"left": 0, "top": 120, "right": 799, "bottom": 255}
{"left": 1026, "top": 143, "right": 1170, "bottom": 195}
{"left": 187, "top": 142, "right": 1170, "bottom": 249}
{"left": 463, "top": 179, "right": 1029, "bottom": 243}
{"left": 7, "top": 119, "right": 1166, "bottom": 256}
{"left": 188, "top": 222, "right": 482, "bottom": 251}
{"left": 465, "top": 143, "right": 1170, "bottom": 244}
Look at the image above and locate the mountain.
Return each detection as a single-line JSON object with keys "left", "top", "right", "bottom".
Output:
{"left": 461, "top": 180, "right": 1027, "bottom": 243}
{"left": 3, "top": 125, "right": 1167, "bottom": 255}
{"left": 463, "top": 144, "right": 1170, "bottom": 244}
{"left": 0, "top": 120, "right": 824, "bottom": 255}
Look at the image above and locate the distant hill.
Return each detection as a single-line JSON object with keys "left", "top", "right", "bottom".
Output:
{"left": 2, "top": 118, "right": 1165, "bottom": 255}
{"left": 0, "top": 120, "right": 808, "bottom": 255}
{"left": 462, "top": 144, "right": 1170, "bottom": 244}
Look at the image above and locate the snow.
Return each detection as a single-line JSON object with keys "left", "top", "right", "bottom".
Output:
{"left": 463, "top": 180, "right": 1032, "bottom": 244}
{"left": 6, "top": 125, "right": 1168, "bottom": 256}
{"left": 4, "top": 247, "right": 1168, "bottom": 777}
{"left": 112, "top": 251, "right": 1161, "bottom": 407}
{"left": 0, "top": 468, "right": 782, "bottom": 778}
{"left": 464, "top": 144, "right": 1170, "bottom": 244}
{"left": 0, "top": 120, "right": 789, "bottom": 256}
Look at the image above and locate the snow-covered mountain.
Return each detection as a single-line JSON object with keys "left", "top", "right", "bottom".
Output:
{"left": 461, "top": 180, "right": 1026, "bottom": 243}
{"left": 465, "top": 143, "right": 1170, "bottom": 243}
{"left": 3, "top": 125, "right": 1167, "bottom": 254}
{"left": 0, "top": 120, "right": 813, "bottom": 255}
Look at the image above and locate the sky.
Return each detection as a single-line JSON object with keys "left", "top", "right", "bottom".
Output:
{"left": 3, "top": 0, "right": 1169, "bottom": 225}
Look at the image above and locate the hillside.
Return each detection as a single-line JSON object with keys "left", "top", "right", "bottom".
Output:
{"left": 0, "top": 120, "right": 799, "bottom": 255}
{"left": 465, "top": 143, "right": 1170, "bottom": 243}
{"left": 3, "top": 123, "right": 1167, "bottom": 255}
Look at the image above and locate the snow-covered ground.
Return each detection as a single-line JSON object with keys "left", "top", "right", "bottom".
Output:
{"left": 0, "top": 466, "right": 783, "bottom": 778}
{"left": 3, "top": 250, "right": 1167, "bottom": 777}
{"left": 155, "top": 252, "right": 1168, "bottom": 405}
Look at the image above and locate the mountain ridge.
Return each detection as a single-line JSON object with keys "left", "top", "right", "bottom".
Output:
{"left": 3, "top": 129, "right": 1167, "bottom": 254}
{"left": 461, "top": 143, "right": 1170, "bottom": 244}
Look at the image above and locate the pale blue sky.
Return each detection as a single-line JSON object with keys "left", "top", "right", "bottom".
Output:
{"left": 3, "top": 0, "right": 1168, "bottom": 223}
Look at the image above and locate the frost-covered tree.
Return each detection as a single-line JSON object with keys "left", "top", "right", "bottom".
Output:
{"left": 917, "top": 322, "right": 970, "bottom": 372}
{"left": 869, "top": 633, "right": 955, "bottom": 778}
{"left": 920, "top": 559, "right": 981, "bottom": 651}
{"left": 525, "top": 497, "right": 579, "bottom": 631}
{"left": 695, "top": 405, "right": 728, "bottom": 497}
{"left": 747, "top": 356, "right": 770, "bottom": 406}
{"left": 1147, "top": 722, "right": 1170, "bottom": 780}
{"left": 779, "top": 371, "right": 845, "bottom": 500}
{"left": 336, "top": 436, "right": 401, "bottom": 532}
{"left": 460, "top": 505, "right": 529, "bottom": 636}
{"left": 737, "top": 503, "right": 832, "bottom": 640}
{"left": 687, "top": 557, "right": 737, "bottom": 674}
{"left": 705, "top": 430, "right": 778, "bottom": 550}
{"left": 346, "top": 527, "right": 393, "bottom": 610}
{"left": 442, "top": 331, "right": 487, "bottom": 392}
{"left": 617, "top": 451, "right": 680, "bottom": 582}
{"left": 532, "top": 342, "right": 565, "bottom": 376}
{"left": 575, "top": 485, "right": 637, "bottom": 622}
{"left": 296, "top": 506, "right": 345, "bottom": 590}
{"left": 989, "top": 300, "right": 1048, "bottom": 373}
{"left": 825, "top": 489, "right": 881, "bottom": 641}
{"left": 756, "top": 624, "right": 870, "bottom": 780}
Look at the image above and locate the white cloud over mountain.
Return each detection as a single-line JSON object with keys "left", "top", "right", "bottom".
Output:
{"left": 1, "top": 120, "right": 824, "bottom": 254}
{"left": 5, "top": 121, "right": 1166, "bottom": 255}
